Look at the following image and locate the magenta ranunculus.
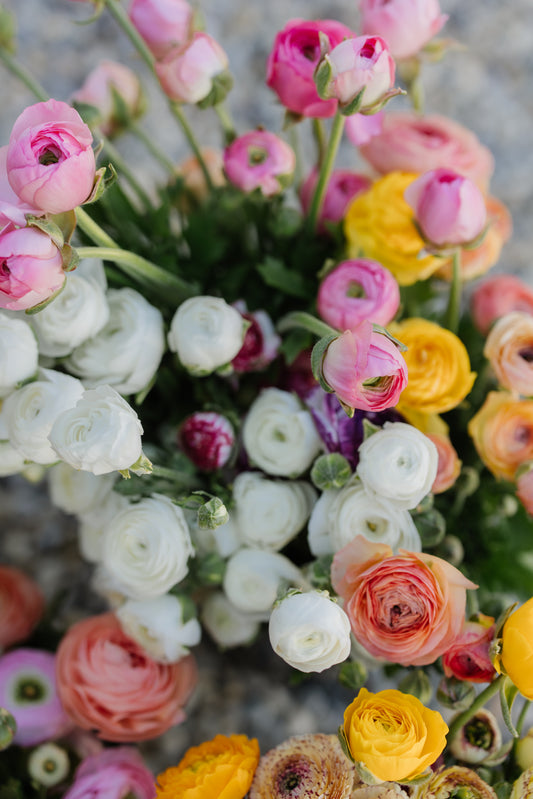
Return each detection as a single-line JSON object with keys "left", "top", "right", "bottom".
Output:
{"left": 359, "top": 0, "right": 448, "bottom": 60}
{"left": 129, "top": 0, "right": 193, "bottom": 60}
{"left": 0, "top": 225, "right": 65, "bottom": 311}
{"left": 224, "top": 130, "right": 295, "bottom": 197}
{"left": 0, "top": 146, "right": 41, "bottom": 232}
{"left": 179, "top": 411, "right": 235, "bottom": 471}
{"left": 317, "top": 259, "right": 400, "bottom": 330}
{"left": 232, "top": 302, "right": 281, "bottom": 373}
{"left": 155, "top": 32, "right": 229, "bottom": 105}
{"left": 404, "top": 168, "right": 487, "bottom": 247}
{"left": 6, "top": 99, "right": 96, "bottom": 215}
{"left": 299, "top": 169, "right": 371, "bottom": 232}
{"left": 266, "top": 18, "right": 355, "bottom": 118}
{"left": 64, "top": 747, "right": 155, "bottom": 799}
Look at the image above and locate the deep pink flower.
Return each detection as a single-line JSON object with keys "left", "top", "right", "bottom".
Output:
{"left": 470, "top": 275, "right": 533, "bottom": 335}
{"left": 224, "top": 130, "right": 295, "bottom": 197}
{"left": 7, "top": 99, "right": 95, "bottom": 215}
{"left": 319, "top": 36, "right": 396, "bottom": 111}
{"left": 299, "top": 169, "right": 371, "bottom": 232}
{"left": 155, "top": 32, "right": 229, "bottom": 105}
{"left": 359, "top": 0, "right": 448, "bottom": 60}
{"left": 179, "top": 411, "right": 235, "bottom": 471}
{"left": 266, "top": 18, "right": 355, "bottom": 118}
{"left": 442, "top": 615, "right": 496, "bottom": 683}
{"left": 0, "top": 225, "right": 65, "bottom": 311}
{"left": 64, "top": 747, "right": 155, "bottom": 799}
{"left": 129, "top": 0, "right": 193, "bottom": 60}
{"left": 0, "top": 566, "right": 44, "bottom": 650}
{"left": 232, "top": 303, "right": 280, "bottom": 372}
{"left": 71, "top": 60, "right": 144, "bottom": 137}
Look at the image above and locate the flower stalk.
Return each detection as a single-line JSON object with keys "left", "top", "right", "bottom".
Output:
{"left": 445, "top": 248, "right": 463, "bottom": 334}
{"left": 0, "top": 47, "right": 48, "bottom": 102}
{"left": 447, "top": 674, "right": 505, "bottom": 743}
{"left": 306, "top": 112, "right": 345, "bottom": 232}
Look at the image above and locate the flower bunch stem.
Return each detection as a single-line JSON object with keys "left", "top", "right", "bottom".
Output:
{"left": 307, "top": 112, "right": 345, "bottom": 233}
{"left": 214, "top": 102, "right": 236, "bottom": 145}
{"left": 130, "top": 121, "right": 177, "bottom": 173}
{"left": 100, "top": 134, "right": 154, "bottom": 209}
{"left": 169, "top": 102, "right": 214, "bottom": 190}
{"left": 447, "top": 674, "right": 505, "bottom": 743}
{"left": 0, "top": 47, "right": 48, "bottom": 102}
{"left": 445, "top": 248, "right": 462, "bottom": 334}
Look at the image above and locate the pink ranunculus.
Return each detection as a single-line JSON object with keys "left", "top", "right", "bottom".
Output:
{"left": 426, "top": 433, "right": 462, "bottom": 494}
{"left": 224, "top": 130, "right": 295, "bottom": 197}
{"left": 0, "top": 146, "right": 41, "bottom": 232}
{"left": 344, "top": 111, "right": 384, "bottom": 146}
{"left": 6, "top": 99, "right": 96, "bottom": 215}
{"left": 471, "top": 274, "right": 533, "bottom": 336}
{"left": 331, "top": 536, "right": 476, "bottom": 666}
{"left": 319, "top": 36, "right": 396, "bottom": 111}
{"left": 517, "top": 463, "right": 533, "bottom": 516}
{"left": 155, "top": 32, "right": 229, "bottom": 105}
{"left": 178, "top": 411, "right": 235, "bottom": 471}
{"left": 359, "top": 112, "right": 494, "bottom": 192}
{"left": 71, "top": 60, "right": 144, "bottom": 137}
{"left": 0, "top": 566, "right": 45, "bottom": 651}
{"left": 0, "top": 225, "right": 65, "bottom": 311}
{"left": 484, "top": 311, "right": 533, "bottom": 397}
{"left": 232, "top": 303, "right": 281, "bottom": 373}
{"left": 404, "top": 168, "right": 487, "bottom": 247}
{"left": 442, "top": 615, "right": 496, "bottom": 683}
{"left": 56, "top": 613, "right": 197, "bottom": 742}
{"left": 320, "top": 322, "right": 407, "bottom": 413}
{"left": 359, "top": 0, "right": 448, "bottom": 61}
{"left": 266, "top": 18, "right": 356, "bottom": 119}
{"left": 64, "top": 747, "right": 155, "bottom": 799}
{"left": 299, "top": 169, "right": 372, "bottom": 232}
{"left": 128, "top": 0, "right": 193, "bottom": 60}
{"left": 317, "top": 258, "right": 400, "bottom": 330}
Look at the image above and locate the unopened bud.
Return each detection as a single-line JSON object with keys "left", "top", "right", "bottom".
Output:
{"left": 398, "top": 669, "right": 433, "bottom": 705}
{"left": 311, "top": 452, "right": 352, "bottom": 491}
{"left": 449, "top": 708, "right": 502, "bottom": 764}
{"left": 0, "top": 708, "right": 16, "bottom": 750}
{"left": 28, "top": 743, "right": 69, "bottom": 787}
{"left": 516, "top": 728, "right": 533, "bottom": 771}
{"left": 198, "top": 496, "right": 229, "bottom": 530}
{"left": 192, "top": 552, "right": 226, "bottom": 586}
{"left": 338, "top": 661, "right": 368, "bottom": 693}
{"left": 437, "top": 675, "right": 476, "bottom": 711}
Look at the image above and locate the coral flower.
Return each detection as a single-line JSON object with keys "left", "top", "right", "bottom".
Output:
{"left": 468, "top": 391, "right": 533, "bottom": 481}
{"left": 0, "top": 565, "right": 44, "bottom": 650}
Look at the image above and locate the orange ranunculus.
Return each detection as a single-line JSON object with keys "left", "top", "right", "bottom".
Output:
{"left": 468, "top": 391, "right": 533, "bottom": 481}
{"left": 56, "top": 613, "right": 197, "bottom": 742}
{"left": 331, "top": 536, "right": 476, "bottom": 667}
{"left": 0, "top": 565, "right": 44, "bottom": 650}
{"left": 427, "top": 433, "right": 462, "bottom": 494}
{"left": 484, "top": 311, "right": 533, "bottom": 397}
{"left": 156, "top": 734, "right": 260, "bottom": 799}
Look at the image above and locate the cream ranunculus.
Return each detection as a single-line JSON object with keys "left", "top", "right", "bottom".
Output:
{"left": 201, "top": 592, "right": 262, "bottom": 648}
{"left": 102, "top": 494, "right": 194, "bottom": 598}
{"left": 116, "top": 594, "right": 201, "bottom": 663}
{"left": 167, "top": 295, "right": 245, "bottom": 375}
{"left": 242, "top": 388, "right": 323, "bottom": 477}
{"left": 233, "top": 472, "right": 316, "bottom": 551}
{"left": 223, "top": 548, "right": 307, "bottom": 615}
{"left": 77, "top": 490, "right": 130, "bottom": 563}
{"left": 356, "top": 422, "right": 438, "bottom": 509}
{"left": 269, "top": 590, "right": 351, "bottom": 673}
{"left": 48, "top": 462, "right": 116, "bottom": 515}
{"left": 0, "top": 311, "right": 38, "bottom": 398}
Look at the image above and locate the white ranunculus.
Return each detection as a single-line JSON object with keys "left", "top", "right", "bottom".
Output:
{"left": 242, "top": 388, "right": 323, "bottom": 477}
{"left": 90, "top": 564, "right": 128, "bottom": 609}
{"left": 223, "top": 548, "right": 307, "bottom": 615}
{"left": 77, "top": 490, "right": 130, "bottom": 563}
{"left": 48, "top": 462, "right": 116, "bottom": 515}
{"left": 189, "top": 513, "right": 241, "bottom": 558}
{"left": 48, "top": 385, "right": 144, "bottom": 475}
{"left": 167, "top": 295, "right": 245, "bottom": 375}
{"left": 2, "top": 368, "right": 84, "bottom": 464}
{"left": 0, "top": 440, "right": 27, "bottom": 476}
{"left": 356, "top": 422, "right": 439, "bottom": 510}
{"left": 308, "top": 477, "right": 421, "bottom": 555}
{"left": 102, "top": 494, "right": 194, "bottom": 598}
{"left": 30, "top": 259, "right": 109, "bottom": 358}
{"left": 233, "top": 471, "right": 316, "bottom": 551}
{"left": 116, "top": 594, "right": 201, "bottom": 663}
{"left": 269, "top": 590, "right": 351, "bottom": 673}
{"left": 65, "top": 287, "right": 165, "bottom": 395}
{"left": 201, "top": 592, "right": 262, "bottom": 648}
{"left": 0, "top": 312, "right": 39, "bottom": 398}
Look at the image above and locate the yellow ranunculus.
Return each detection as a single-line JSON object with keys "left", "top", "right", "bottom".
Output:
{"left": 343, "top": 687, "right": 448, "bottom": 783}
{"left": 391, "top": 318, "right": 476, "bottom": 415}
{"left": 343, "top": 172, "right": 443, "bottom": 286}
{"left": 468, "top": 391, "right": 533, "bottom": 480}
{"left": 495, "top": 597, "right": 533, "bottom": 700}
{"left": 155, "top": 734, "right": 260, "bottom": 799}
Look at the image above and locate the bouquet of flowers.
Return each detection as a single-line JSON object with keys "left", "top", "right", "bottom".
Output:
{"left": 1, "top": 0, "right": 533, "bottom": 796}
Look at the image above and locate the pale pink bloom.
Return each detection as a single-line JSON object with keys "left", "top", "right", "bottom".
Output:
{"left": 0, "top": 146, "right": 41, "bottom": 231}
{"left": 232, "top": 303, "right": 281, "bottom": 372}
{"left": 317, "top": 259, "right": 400, "bottom": 330}
{"left": 517, "top": 464, "right": 533, "bottom": 516}
{"left": 0, "top": 225, "right": 65, "bottom": 311}
{"left": 471, "top": 275, "right": 533, "bottom": 335}
{"left": 484, "top": 311, "right": 533, "bottom": 396}
{"left": 320, "top": 36, "right": 396, "bottom": 110}
{"left": 224, "top": 131, "right": 295, "bottom": 197}
{"left": 331, "top": 536, "right": 476, "bottom": 666}
{"left": 427, "top": 433, "right": 462, "bottom": 494}
{"left": 129, "top": 0, "right": 193, "bottom": 60}
{"left": 359, "top": 112, "right": 494, "bottom": 192}
{"left": 7, "top": 99, "right": 96, "bottom": 214}
{"left": 64, "top": 747, "right": 155, "bottom": 799}
{"left": 178, "top": 411, "right": 235, "bottom": 471}
{"left": 321, "top": 322, "right": 407, "bottom": 412}
{"left": 404, "top": 168, "right": 487, "bottom": 247}
{"left": 155, "top": 32, "right": 229, "bottom": 105}
{"left": 345, "top": 110, "right": 384, "bottom": 146}
{"left": 71, "top": 60, "right": 143, "bottom": 137}
{"left": 359, "top": 0, "right": 448, "bottom": 60}
{"left": 266, "top": 18, "right": 356, "bottom": 118}
{"left": 0, "top": 566, "right": 44, "bottom": 650}
{"left": 442, "top": 615, "right": 496, "bottom": 683}
{"left": 299, "top": 169, "right": 371, "bottom": 232}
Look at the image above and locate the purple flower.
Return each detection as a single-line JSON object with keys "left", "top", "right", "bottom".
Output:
{"left": 64, "top": 747, "right": 155, "bottom": 799}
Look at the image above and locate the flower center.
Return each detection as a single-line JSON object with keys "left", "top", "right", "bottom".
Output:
{"left": 275, "top": 756, "right": 311, "bottom": 796}
{"left": 248, "top": 147, "right": 268, "bottom": 166}
{"left": 15, "top": 677, "right": 47, "bottom": 704}
{"left": 346, "top": 281, "right": 366, "bottom": 299}
{"left": 38, "top": 146, "right": 62, "bottom": 166}
{"left": 464, "top": 717, "right": 494, "bottom": 750}
{"left": 519, "top": 346, "right": 533, "bottom": 363}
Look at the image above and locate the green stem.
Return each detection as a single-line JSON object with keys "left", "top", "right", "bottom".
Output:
{"left": 312, "top": 118, "right": 327, "bottom": 167}
{"left": 277, "top": 311, "right": 336, "bottom": 339}
{"left": 289, "top": 126, "right": 302, "bottom": 189}
{"left": 169, "top": 102, "right": 214, "bottom": 190}
{"left": 445, "top": 248, "right": 463, "bottom": 334}
{"left": 447, "top": 675, "right": 505, "bottom": 742}
{"left": 100, "top": 133, "right": 154, "bottom": 209}
{"left": 516, "top": 698, "right": 531, "bottom": 736}
{"left": 130, "top": 121, "right": 176, "bottom": 173}
{"left": 75, "top": 207, "right": 118, "bottom": 249}
{"left": 307, "top": 113, "right": 345, "bottom": 233}
{"left": 214, "top": 102, "right": 236, "bottom": 145}
{"left": 0, "top": 47, "right": 48, "bottom": 101}
{"left": 103, "top": 0, "right": 156, "bottom": 74}
{"left": 151, "top": 465, "right": 198, "bottom": 486}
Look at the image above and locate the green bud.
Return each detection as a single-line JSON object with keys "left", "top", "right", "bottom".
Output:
{"left": 311, "top": 453, "right": 352, "bottom": 491}
{"left": 437, "top": 676, "right": 477, "bottom": 711}
{"left": 198, "top": 496, "right": 229, "bottom": 529}
{"left": 0, "top": 6, "right": 16, "bottom": 53}
{"left": 412, "top": 507, "right": 446, "bottom": 548}
{"left": 338, "top": 661, "right": 368, "bottom": 693}
{"left": 306, "top": 555, "right": 334, "bottom": 591}
{"left": 192, "top": 552, "right": 226, "bottom": 586}
{"left": 398, "top": 669, "right": 433, "bottom": 705}
{"left": 0, "top": 707, "right": 17, "bottom": 750}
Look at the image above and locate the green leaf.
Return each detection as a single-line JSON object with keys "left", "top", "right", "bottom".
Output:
{"left": 256, "top": 257, "right": 310, "bottom": 298}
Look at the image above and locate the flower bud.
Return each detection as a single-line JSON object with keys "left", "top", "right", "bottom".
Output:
{"left": 299, "top": 169, "right": 371, "bottom": 233}
{"left": 155, "top": 32, "right": 232, "bottom": 106}
{"left": 398, "top": 669, "right": 433, "bottom": 706}
{"left": 359, "top": 0, "right": 448, "bottom": 61}
{"left": 231, "top": 304, "right": 281, "bottom": 373}
{"left": 28, "top": 743, "right": 70, "bottom": 787}
{"left": 436, "top": 675, "right": 477, "bottom": 711}
{"left": 0, "top": 225, "right": 66, "bottom": 312}
{"left": 197, "top": 496, "right": 229, "bottom": 530}
{"left": 201, "top": 592, "right": 261, "bottom": 648}
{"left": 129, "top": 0, "right": 194, "bottom": 60}
{"left": 449, "top": 709, "right": 502, "bottom": 764}
{"left": 516, "top": 728, "right": 533, "bottom": 771}
{"left": 179, "top": 411, "right": 235, "bottom": 471}
{"left": 419, "top": 766, "right": 498, "bottom": 798}
{"left": 0, "top": 708, "right": 16, "bottom": 750}
{"left": 311, "top": 452, "right": 352, "bottom": 491}
{"left": 511, "top": 767, "right": 533, "bottom": 799}
{"left": 442, "top": 615, "right": 496, "bottom": 684}
{"left": 72, "top": 60, "right": 145, "bottom": 138}
{"left": 338, "top": 661, "right": 368, "bottom": 693}
{"left": 224, "top": 131, "right": 295, "bottom": 197}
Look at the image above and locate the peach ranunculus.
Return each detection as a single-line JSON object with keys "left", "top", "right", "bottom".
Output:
{"left": 358, "top": 112, "right": 494, "bottom": 192}
{"left": 0, "top": 565, "right": 44, "bottom": 651}
{"left": 484, "top": 312, "right": 533, "bottom": 397}
{"left": 468, "top": 391, "right": 533, "bottom": 481}
{"left": 331, "top": 536, "right": 476, "bottom": 666}
{"left": 56, "top": 613, "right": 197, "bottom": 742}
{"left": 442, "top": 614, "right": 496, "bottom": 683}
{"left": 426, "top": 433, "right": 462, "bottom": 494}
{"left": 470, "top": 274, "right": 533, "bottom": 336}
{"left": 517, "top": 463, "right": 533, "bottom": 515}
{"left": 155, "top": 734, "right": 260, "bottom": 799}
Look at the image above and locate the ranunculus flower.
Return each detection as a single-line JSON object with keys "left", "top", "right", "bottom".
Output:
{"left": 319, "top": 323, "right": 408, "bottom": 414}
{"left": 48, "top": 462, "right": 116, "bottom": 515}
{"left": 345, "top": 111, "right": 384, "bottom": 146}
{"left": 359, "top": 112, "right": 494, "bottom": 191}
{"left": 343, "top": 687, "right": 448, "bottom": 782}
{"left": 517, "top": 463, "right": 533, "bottom": 515}
{"left": 427, "top": 432, "right": 462, "bottom": 494}
{"left": 155, "top": 32, "right": 230, "bottom": 105}
{"left": 511, "top": 767, "right": 533, "bottom": 799}
{"left": 266, "top": 18, "right": 356, "bottom": 118}
{"left": 28, "top": 742, "right": 70, "bottom": 788}
{"left": 64, "top": 747, "right": 155, "bottom": 799}
{"left": 231, "top": 303, "right": 280, "bottom": 373}
{"left": 332, "top": 536, "right": 476, "bottom": 666}
{"left": 317, "top": 258, "right": 400, "bottom": 331}
{"left": 155, "top": 734, "right": 260, "bottom": 799}
{"left": 495, "top": 597, "right": 533, "bottom": 699}
{"left": 418, "top": 766, "right": 498, "bottom": 798}
{"left": 56, "top": 613, "right": 197, "bottom": 741}
{"left": 468, "top": 391, "right": 533, "bottom": 481}
{"left": 7, "top": 99, "right": 96, "bottom": 214}
{"left": 116, "top": 595, "right": 201, "bottom": 663}
{"left": 299, "top": 169, "right": 371, "bottom": 233}
{"left": 0, "top": 224, "right": 65, "bottom": 311}
{"left": 0, "top": 566, "right": 44, "bottom": 650}
{"left": 71, "top": 60, "right": 144, "bottom": 137}
{"left": 442, "top": 614, "right": 496, "bottom": 683}
{"left": 269, "top": 590, "right": 351, "bottom": 672}
{"left": 0, "top": 145, "right": 41, "bottom": 231}
{"left": 128, "top": 0, "right": 193, "bottom": 60}
{"left": 471, "top": 274, "right": 533, "bottom": 336}
{"left": 484, "top": 311, "right": 533, "bottom": 396}
{"left": 223, "top": 548, "right": 306, "bottom": 615}
{"left": 359, "top": 0, "right": 448, "bottom": 60}
{"left": 201, "top": 592, "right": 261, "bottom": 648}
{"left": 404, "top": 167, "right": 487, "bottom": 248}
{"left": 449, "top": 709, "right": 502, "bottom": 765}
{"left": 179, "top": 411, "right": 235, "bottom": 471}
{"left": 78, "top": 490, "right": 129, "bottom": 563}
{"left": 223, "top": 130, "right": 295, "bottom": 197}
{"left": 176, "top": 148, "right": 226, "bottom": 207}
{"left": 0, "top": 310, "right": 38, "bottom": 398}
